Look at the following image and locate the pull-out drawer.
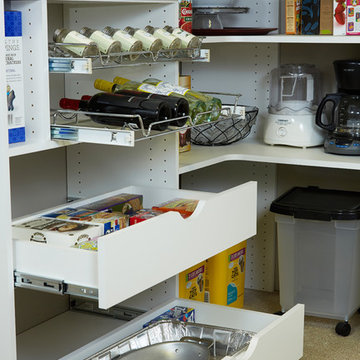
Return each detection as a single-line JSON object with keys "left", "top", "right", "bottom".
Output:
{"left": 17, "top": 298, "right": 304, "bottom": 360}
{"left": 13, "top": 182, "right": 256, "bottom": 309}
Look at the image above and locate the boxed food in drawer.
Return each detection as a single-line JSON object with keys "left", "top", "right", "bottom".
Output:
{"left": 12, "top": 182, "right": 256, "bottom": 309}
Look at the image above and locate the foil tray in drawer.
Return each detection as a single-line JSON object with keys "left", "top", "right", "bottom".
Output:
{"left": 86, "top": 319, "right": 254, "bottom": 360}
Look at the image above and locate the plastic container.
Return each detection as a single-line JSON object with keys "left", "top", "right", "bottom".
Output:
{"left": 206, "top": 241, "right": 246, "bottom": 308}
{"left": 271, "top": 186, "right": 360, "bottom": 324}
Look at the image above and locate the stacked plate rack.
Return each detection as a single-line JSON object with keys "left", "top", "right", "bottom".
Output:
{"left": 48, "top": 41, "right": 208, "bottom": 74}
{"left": 51, "top": 93, "right": 258, "bottom": 147}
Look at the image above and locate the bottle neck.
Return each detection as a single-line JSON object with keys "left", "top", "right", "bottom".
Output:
{"left": 59, "top": 98, "right": 88, "bottom": 111}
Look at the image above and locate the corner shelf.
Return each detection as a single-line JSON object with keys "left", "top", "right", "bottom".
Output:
{"left": 202, "top": 35, "right": 360, "bottom": 44}
{"left": 179, "top": 139, "right": 360, "bottom": 174}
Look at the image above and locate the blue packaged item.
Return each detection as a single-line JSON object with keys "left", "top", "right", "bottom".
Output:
{"left": 143, "top": 306, "right": 195, "bottom": 328}
{"left": 5, "top": 11, "right": 25, "bottom": 144}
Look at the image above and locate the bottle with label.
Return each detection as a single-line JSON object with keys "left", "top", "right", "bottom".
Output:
{"left": 178, "top": 0, "right": 193, "bottom": 33}
{"left": 143, "top": 78, "right": 221, "bottom": 123}
{"left": 102, "top": 26, "right": 143, "bottom": 61}
{"left": 59, "top": 92, "right": 171, "bottom": 131}
{"left": 163, "top": 25, "right": 201, "bottom": 49}
{"left": 53, "top": 28, "right": 98, "bottom": 57}
{"left": 144, "top": 25, "right": 181, "bottom": 56}
{"left": 109, "top": 76, "right": 207, "bottom": 123}
{"left": 124, "top": 26, "right": 162, "bottom": 54}
{"left": 79, "top": 27, "right": 121, "bottom": 62}
{"left": 94, "top": 79, "right": 189, "bottom": 127}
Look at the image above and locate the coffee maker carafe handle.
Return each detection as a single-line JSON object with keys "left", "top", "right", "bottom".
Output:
{"left": 315, "top": 93, "right": 342, "bottom": 131}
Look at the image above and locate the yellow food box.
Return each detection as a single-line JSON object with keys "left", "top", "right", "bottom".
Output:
{"left": 206, "top": 241, "right": 246, "bottom": 308}
{"left": 179, "top": 260, "right": 207, "bottom": 302}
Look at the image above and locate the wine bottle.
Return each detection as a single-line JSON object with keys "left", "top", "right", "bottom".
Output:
{"left": 142, "top": 78, "right": 222, "bottom": 122}
{"left": 123, "top": 26, "right": 162, "bottom": 54}
{"left": 93, "top": 79, "right": 189, "bottom": 127}
{"left": 102, "top": 26, "right": 143, "bottom": 61}
{"left": 53, "top": 28, "right": 98, "bottom": 57}
{"left": 163, "top": 25, "right": 201, "bottom": 49}
{"left": 144, "top": 25, "right": 181, "bottom": 55}
{"left": 79, "top": 27, "right": 121, "bottom": 61}
{"left": 59, "top": 93, "right": 172, "bottom": 131}
{"left": 108, "top": 76, "right": 207, "bottom": 123}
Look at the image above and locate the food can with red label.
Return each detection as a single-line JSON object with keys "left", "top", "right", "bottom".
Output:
{"left": 179, "top": 0, "right": 193, "bottom": 33}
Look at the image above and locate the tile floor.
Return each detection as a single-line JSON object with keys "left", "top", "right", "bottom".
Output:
{"left": 243, "top": 289, "right": 360, "bottom": 360}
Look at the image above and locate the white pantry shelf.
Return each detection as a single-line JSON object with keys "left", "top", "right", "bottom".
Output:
{"left": 9, "top": 140, "right": 72, "bottom": 158}
{"left": 202, "top": 35, "right": 360, "bottom": 44}
{"left": 179, "top": 139, "right": 360, "bottom": 174}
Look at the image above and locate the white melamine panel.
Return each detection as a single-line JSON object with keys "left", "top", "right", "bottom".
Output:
{"left": 0, "top": 2, "right": 17, "bottom": 358}
{"left": 181, "top": 161, "right": 277, "bottom": 291}
{"left": 63, "top": 299, "right": 304, "bottom": 360}
{"left": 66, "top": 133, "right": 179, "bottom": 199}
{"left": 9, "top": 0, "right": 51, "bottom": 155}
{"left": 182, "top": 43, "right": 279, "bottom": 141}
{"left": 13, "top": 182, "right": 256, "bottom": 308}
{"left": 10, "top": 148, "right": 68, "bottom": 218}
{"left": 179, "top": 140, "right": 360, "bottom": 173}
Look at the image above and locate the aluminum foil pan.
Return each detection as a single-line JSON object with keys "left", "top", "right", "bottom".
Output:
{"left": 86, "top": 320, "right": 254, "bottom": 360}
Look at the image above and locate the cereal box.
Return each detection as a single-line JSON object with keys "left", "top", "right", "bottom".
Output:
{"left": 43, "top": 208, "right": 128, "bottom": 235}
{"left": 334, "top": 0, "right": 347, "bottom": 34}
{"left": 85, "top": 193, "right": 143, "bottom": 215}
{"left": 12, "top": 217, "right": 102, "bottom": 247}
{"left": 346, "top": 0, "right": 360, "bottom": 34}
{"left": 143, "top": 306, "right": 195, "bottom": 328}
{"left": 129, "top": 209, "right": 163, "bottom": 225}
{"left": 285, "top": 0, "right": 302, "bottom": 35}
{"left": 152, "top": 198, "right": 199, "bottom": 218}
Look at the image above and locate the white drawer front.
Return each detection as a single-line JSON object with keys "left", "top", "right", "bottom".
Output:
{"left": 13, "top": 182, "right": 257, "bottom": 308}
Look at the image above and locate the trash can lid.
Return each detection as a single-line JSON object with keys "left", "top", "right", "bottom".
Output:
{"left": 270, "top": 186, "right": 360, "bottom": 221}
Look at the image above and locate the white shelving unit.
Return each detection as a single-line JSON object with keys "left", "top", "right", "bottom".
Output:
{"left": 5, "top": 0, "right": 360, "bottom": 358}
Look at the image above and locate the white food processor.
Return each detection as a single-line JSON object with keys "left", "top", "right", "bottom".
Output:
{"left": 264, "top": 64, "right": 325, "bottom": 148}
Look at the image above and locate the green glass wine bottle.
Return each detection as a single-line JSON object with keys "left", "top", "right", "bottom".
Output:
{"left": 142, "top": 77, "right": 222, "bottom": 122}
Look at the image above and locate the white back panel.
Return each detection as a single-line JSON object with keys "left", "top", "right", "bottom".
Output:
{"left": 180, "top": 161, "right": 277, "bottom": 291}
{"left": 182, "top": 43, "right": 279, "bottom": 141}
{"left": 66, "top": 133, "right": 179, "bottom": 199}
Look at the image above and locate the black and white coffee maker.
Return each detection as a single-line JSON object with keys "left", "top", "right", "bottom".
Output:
{"left": 316, "top": 60, "right": 360, "bottom": 155}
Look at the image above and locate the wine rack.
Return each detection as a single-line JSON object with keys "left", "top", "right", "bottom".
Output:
{"left": 48, "top": 41, "right": 207, "bottom": 74}
{"left": 50, "top": 93, "right": 247, "bottom": 146}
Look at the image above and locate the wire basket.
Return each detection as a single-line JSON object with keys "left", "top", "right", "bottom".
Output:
{"left": 191, "top": 105, "right": 258, "bottom": 146}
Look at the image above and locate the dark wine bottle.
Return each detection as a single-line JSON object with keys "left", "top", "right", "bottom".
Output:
{"left": 94, "top": 79, "right": 189, "bottom": 127}
{"left": 59, "top": 92, "right": 172, "bottom": 131}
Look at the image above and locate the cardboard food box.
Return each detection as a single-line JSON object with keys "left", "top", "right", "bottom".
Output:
{"left": 301, "top": 0, "right": 320, "bottom": 35}
{"left": 320, "top": 0, "right": 334, "bottom": 34}
{"left": 152, "top": 198, "right": 199, "bottom": 218}
{"left": 43, "top": 208, "right": 128, "bottom": 235}
{"left": 5, "top": 11, "right": 25, "bottom": 144}
{"left": 12, "top": 217, "right": 102, "bottom": 247}
{"left": 334, "top": 0, "right": 347, "bottom": 34}
{"left": 346, "top": 0, "right": 360, "bottom": 35}
{"left": 129, "top": 209, "right": 163, "bottom": 225}
{"left": 143, "top": 306, "right": 195, "bottom": 328}
{"left": 85, "top": 193, "right": 143, "bottom": 215}
{"left": 285, "top": 0, "right": 302, "bottom": 35}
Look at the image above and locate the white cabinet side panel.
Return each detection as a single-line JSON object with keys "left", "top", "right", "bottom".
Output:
{"left": 0, "top": 2, "right": 16, "bottom": 357}
{"left": 11, "top": 0, "right": 50, "bottom": 146}
{"left": 66, "top": 134, "right": 179, "bottom": 199}
{"left": 181, "top": 161, "right": 276, "bottom": 291}
{"left": 182, "top": 43, "right": 279, "bottom": 141}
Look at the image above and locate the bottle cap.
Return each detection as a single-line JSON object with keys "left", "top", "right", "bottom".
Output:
{"left": 102, "top": 26, "right": 114, "bottom": 36}
{"left": 53, "top": 28, "right": 64, "bottom": 42}
{"left": 144, "top": 25, "right": 154, "bottom": 34}
{"left": 113, "top": 77, "right": 130, "bottom": 85}
{"left": 94, "top": 79, "right": 115, "bottom": 93}
{"left": 59, "top": 98, "right": 81, "bottom": 110}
